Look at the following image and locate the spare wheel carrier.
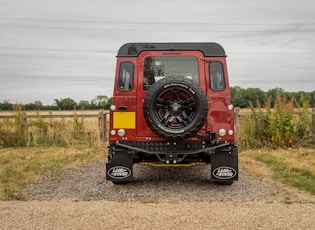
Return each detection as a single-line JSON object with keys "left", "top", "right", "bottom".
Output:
{"left": 143, "top": 75, "right": 208, "bottom": 140}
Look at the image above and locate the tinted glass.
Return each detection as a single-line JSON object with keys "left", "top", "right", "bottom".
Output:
{"left": 210, "top": 62, "right": 225, "bottom": 91}
{"left": 118, "top": 62, "right": 134, "bottom": 91}
{"left": 143, "top": 56, "right": 199, "bottom": 90}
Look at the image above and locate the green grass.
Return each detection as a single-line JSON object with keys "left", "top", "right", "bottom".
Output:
{"left": 0, "top": 146, "right": 106, "bottom": 200}
{"left": 241, "top": 148, "right": 315, "bottom": 195}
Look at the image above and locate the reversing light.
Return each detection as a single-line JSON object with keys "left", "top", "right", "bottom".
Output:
{"left": 110, "top": 130, "right": 116, "bottom": 136}
{"left": 218, "top": 129, "right": 226, "bottom": 137}
{"left": 110, "top": 105, "right": 116, "bottom": 111}
{"left": 227, "top": 104, "right": 234, "bottom": 111}
{"left": 117, "top": 129, "right": 126, "bottom": 137}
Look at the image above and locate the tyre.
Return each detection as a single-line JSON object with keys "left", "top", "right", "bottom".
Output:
{"left": 143, "top": 75, "right": 208, "bottom": 140}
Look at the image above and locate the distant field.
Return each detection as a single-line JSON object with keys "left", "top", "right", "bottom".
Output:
{"left": 0, "top": 110, "right": 101, "bottom": 116}
{"left": 0, "top": 110, "right": 110, "bottom": 148}
{"left": 0, "top": 110, "right": 109, "bottom": 134}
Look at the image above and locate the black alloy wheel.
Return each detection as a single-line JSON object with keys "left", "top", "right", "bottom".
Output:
{"left": 143, "top": 75, "right": 208, "bottom": 140}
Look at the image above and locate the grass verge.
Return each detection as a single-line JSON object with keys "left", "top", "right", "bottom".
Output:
{"left": 0, "top": 146, "right": 106, "bottom": 200}
{"left": 240, "top": 148, "right": 315, "bottom": 195}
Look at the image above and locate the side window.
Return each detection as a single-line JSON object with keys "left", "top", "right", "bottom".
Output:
{"left": 209, "top": 62, "right": 226, "bottom": 91}
{"left": 118, "top": 62, "right": 134, "bottom": 91}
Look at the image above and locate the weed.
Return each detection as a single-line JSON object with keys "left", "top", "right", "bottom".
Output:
{"left": 138, "top": 198, "right": 160, "bottom": 204}
{"left": 3, "top": 187, "right": 26, "bottom": 201}
{"left": 284, "top": 197, "right": 293, "bottom": 205}
{"left": 74, "top": 196, "right": 92, "bottom": 202}
{"left": 238, "top": 92, "right": 314, "bottom": 149}
{"left": 117, "top": 197, "right": 129, "bottom": 203}
{"left": 117, "top": 197, "right": 160, "bottom": 204}
{"left": 73, "top": 110, "right": 86, "bottom": 140}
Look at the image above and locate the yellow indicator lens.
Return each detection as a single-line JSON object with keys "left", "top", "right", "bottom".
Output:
{"left": 113, "top": 112, "right": 136, "bottom": 129}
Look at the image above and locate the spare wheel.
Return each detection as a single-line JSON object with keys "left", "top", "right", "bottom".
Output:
{"left": 143, "top": 75, "right": 208, "bottom": 140}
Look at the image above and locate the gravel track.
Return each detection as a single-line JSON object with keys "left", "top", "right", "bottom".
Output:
{"left": 1, "top": 160, "right": 314, "bottom": 229}
{"left": 23, "top": 160, "right": 314, "bottom": 203}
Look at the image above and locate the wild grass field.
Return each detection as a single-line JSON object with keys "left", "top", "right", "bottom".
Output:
{"left": 236, "top": 94, "right": 314, "bottom": 149}
{"left": 0, "top": 106, "right": 103, "bottom": 148}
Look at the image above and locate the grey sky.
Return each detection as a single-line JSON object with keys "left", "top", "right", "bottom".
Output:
{"left": 0, "top": 0, "right": 314, "bottom": 105}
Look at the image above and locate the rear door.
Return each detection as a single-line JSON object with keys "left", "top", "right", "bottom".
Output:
{"left": 136, "top": 51, "right": 207, "bottom": 139}
{"left": 204, "top": 58, "right": 235, "bottom": 140}
{"left": 110, "top": 58, "right": 137, "bottom": 141}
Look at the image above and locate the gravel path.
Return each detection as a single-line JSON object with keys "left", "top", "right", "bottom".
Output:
{"left": 23, "top": 160, "right": 314, "bottom": 203}
{"left": 1, "top": 160, "right": 314, "bottom": 229}
{"left": 1, "top": 200, "right": 314, "bottom": 229}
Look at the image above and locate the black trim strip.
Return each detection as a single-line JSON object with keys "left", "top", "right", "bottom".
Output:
{"left": 117, "top": 43, "right": 226, "bottom": 57}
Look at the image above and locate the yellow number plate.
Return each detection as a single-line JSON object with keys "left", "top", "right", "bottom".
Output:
{"left": 113, "top": 112, "right": 136, "bottom": 129}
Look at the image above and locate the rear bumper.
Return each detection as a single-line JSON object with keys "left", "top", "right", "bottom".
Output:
{"left": 106, "top": 142, "right": 238, "bottom": 182}
{"left": 109, "top": 140, "right": 233, "bottom": 164}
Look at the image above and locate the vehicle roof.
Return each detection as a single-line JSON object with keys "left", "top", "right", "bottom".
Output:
{"left": 117, "top": 43, "right": 226, "bottom": 57}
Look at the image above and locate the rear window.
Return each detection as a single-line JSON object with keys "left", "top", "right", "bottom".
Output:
{"left": 143, "top": 56, "right": 199, "bottom": 90}
{"left": 118, "top": 62, "right": 134, "bottom": 91}
{"left": 209, "top": 61, "right": 226, "bottom": 91}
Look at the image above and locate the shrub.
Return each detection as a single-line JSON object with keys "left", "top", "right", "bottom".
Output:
{"left": 238, "top": 92, "right": 314, "bottom": 149}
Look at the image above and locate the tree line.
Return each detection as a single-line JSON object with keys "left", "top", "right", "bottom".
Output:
{"left": 231, "top": 87, "right": 315, "bottom": 108}
{"left": 0, "top": 87, "right": 315, "bottom": 111}
{"left": 0, "top": 95, "right": 112, "bottom": 111}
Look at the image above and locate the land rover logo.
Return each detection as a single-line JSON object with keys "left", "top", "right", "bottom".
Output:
{"left": 213, "top": 166, "right": 237, "bottom": 179}
{"left": 108, "top": 166, "right": 131, "bottom": 179}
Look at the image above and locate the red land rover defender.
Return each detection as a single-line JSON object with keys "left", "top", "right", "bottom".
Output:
{"left": 106, "top": 43, "right": 238, "bottom": 185}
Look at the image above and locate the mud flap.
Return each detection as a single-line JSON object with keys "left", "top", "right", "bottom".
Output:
{"left": 106, "top": 152, "right": 133, "bottom": 182}
{"left": 211, "top": 146, "right": 238, "bottom": 182}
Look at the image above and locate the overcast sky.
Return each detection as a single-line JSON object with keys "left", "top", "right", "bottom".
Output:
{"left": 0, "top": 0, "right": 314, "bottom": 105}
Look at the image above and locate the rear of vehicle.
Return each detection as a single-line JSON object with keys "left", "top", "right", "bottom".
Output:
{"left": 106, "top": 43, "right": 238, "bottom": 185}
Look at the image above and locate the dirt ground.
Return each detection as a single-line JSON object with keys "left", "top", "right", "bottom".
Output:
{"left": 1, "top": 199, "right": 314, "bottom": 229}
